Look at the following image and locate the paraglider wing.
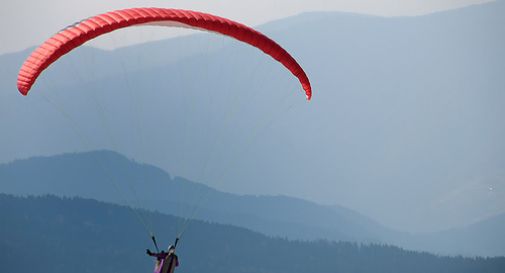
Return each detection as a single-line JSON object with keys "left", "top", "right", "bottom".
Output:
{"left": 17, "top": 8, "right": 312, "bottom": 99}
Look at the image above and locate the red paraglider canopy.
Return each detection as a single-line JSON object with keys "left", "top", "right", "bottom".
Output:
{"left": 17, "top": 7, "right": 312, "bottom": 99}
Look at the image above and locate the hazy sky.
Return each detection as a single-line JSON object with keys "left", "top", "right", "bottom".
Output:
{"left": 1, "top": 0, "right": 488, "bottom": 54}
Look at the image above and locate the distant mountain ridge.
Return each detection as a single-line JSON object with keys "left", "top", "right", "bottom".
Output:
{"left": 0, "top": 150, "right": 391, "bottom": 243}
{"left": 1, "top": 150, "right": 505, "bottom": 257}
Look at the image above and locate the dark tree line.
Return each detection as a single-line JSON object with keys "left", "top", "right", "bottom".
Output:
{"left": 1, "top": 194, "right": 504, "bottom": 273}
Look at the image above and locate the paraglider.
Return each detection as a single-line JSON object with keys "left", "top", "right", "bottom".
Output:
{"left": 16, "top": 7, "right": 312, "bottom": 273}
{"left": 17, "top": 7, "right": 312, "bottom": 99}
{"left": 147, "top": 245, "right": 179, "bottom": 273}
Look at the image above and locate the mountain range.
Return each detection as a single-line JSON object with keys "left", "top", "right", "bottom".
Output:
{"left": 1, "top": 150, "right": 504, "bottom": 257}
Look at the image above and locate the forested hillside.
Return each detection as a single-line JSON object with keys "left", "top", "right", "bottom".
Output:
{"left": 1, "top": 194, "right": 504, "bottom": 273}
